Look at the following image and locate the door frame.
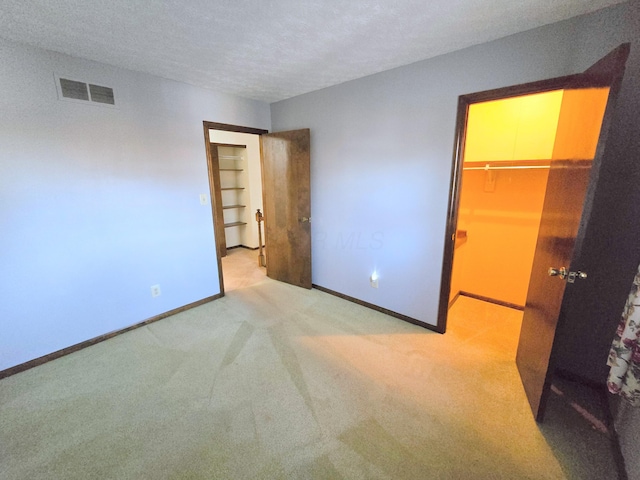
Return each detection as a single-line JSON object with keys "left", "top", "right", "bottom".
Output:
{"left": 435, "top": 73, "right": 598, "bottom": 333}
{"left": 202, "top": 121, "right": 268, "bottom": 296}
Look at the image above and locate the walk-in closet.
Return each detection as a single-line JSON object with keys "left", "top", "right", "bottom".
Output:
{"left": 450, "top": 87, "right": 609, "bottom": 319}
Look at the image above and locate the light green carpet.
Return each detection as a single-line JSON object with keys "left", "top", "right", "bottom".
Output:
{"left": 0, "top": 280, "right": 616, "bottom": 479}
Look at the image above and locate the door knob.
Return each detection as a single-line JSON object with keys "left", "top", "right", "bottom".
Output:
{"left": 300, "top": 217, "right": 311, "bottom": 223}
{"left": 548, "top": 267, "right": 587, "bottom": 283}
{"left": 548, "top": 267, "right": 568, "bottom": 279}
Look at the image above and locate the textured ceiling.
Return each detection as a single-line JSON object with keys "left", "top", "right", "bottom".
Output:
{"left": 0, "top": 0, "right": 626, "bottom": 103}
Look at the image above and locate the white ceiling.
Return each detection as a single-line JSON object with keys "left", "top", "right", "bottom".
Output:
{"left": 0, "top": 0, "right": 625, "bottom": 103}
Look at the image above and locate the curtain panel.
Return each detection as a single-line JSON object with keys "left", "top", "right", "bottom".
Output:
{"left": 608, "top": 265, "right": 640, "bottom": 406}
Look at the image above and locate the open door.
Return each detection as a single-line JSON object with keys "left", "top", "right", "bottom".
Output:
{"left": 261, "top": 129, "right": 312, "bottom": 289}
{"left": 515, "top": 44, "right": 630, "bottom": 421}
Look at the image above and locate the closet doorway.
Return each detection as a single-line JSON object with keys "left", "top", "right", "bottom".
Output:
{"left": 448, "top": 90, "right": 570, "bottom": 312}
{"left": 438, "top": 44, "right": 629, "bottom": 421}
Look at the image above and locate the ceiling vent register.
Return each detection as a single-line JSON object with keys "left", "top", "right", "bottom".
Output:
{"left": 58, "top": 77, "right": 115, "bottom": 105}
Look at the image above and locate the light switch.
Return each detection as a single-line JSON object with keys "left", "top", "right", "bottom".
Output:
{"left": 199, "top": 193, "right": 208, "bottom": 205}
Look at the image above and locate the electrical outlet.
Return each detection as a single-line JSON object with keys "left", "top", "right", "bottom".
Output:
{"left": 199, "top": 193, "right": 208, "bottom": 205}
{"left": 151, "top": 284, "right": 161, "bottom": 297}
{"left": 370, "top": 273, "right": 379, "bottom": 289}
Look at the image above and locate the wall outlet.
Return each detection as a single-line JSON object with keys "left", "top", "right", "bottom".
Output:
{"left": 370, "top": 274, "right": 379, "bottom": 289}
{"left": 151, "top": 284, "right": 161, "bottom": 297}
{"left": 199, "top": 193, "right": 208, "bottom": 205}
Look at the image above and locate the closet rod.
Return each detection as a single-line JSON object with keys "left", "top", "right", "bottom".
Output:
{"left": 463, "top": 164, "right": 550, "bottom": 171}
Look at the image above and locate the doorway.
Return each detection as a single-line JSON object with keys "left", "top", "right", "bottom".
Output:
{"left": 446, "top": 88, "right": 611, "bottom": 432}
{"left": 203, "top": 122, "right": 268, "bottom": 294}
{"left": 449, "top": 90, "right": 566, "bottom": 312}
{"left": 202, "top": 122, "right": 313, "bottom": 294}
{"left": 435, "top": 47, "right": 629, "bottom": 475}
{"left": 440, "top": 44, "right": 629, "bottom": 425}
{"left": 447, "top": 87, "right": 609, "bottom": 319}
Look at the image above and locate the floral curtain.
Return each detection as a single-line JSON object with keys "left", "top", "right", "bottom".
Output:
{"left": 607, "top": 264, "right": 640, "bottom": 406}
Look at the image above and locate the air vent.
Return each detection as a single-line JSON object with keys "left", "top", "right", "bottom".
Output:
{"left": 59, "top": 78, "right": 89, "bottom": 101}
{"left": 89, "top": 84, "right": 115, "bottom": 105}
{"left": 56, "top": 76, "right": 116, "bottom": 106}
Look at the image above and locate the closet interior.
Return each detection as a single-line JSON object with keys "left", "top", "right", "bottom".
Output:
{"left": 450, "top": 87, "right": 609, "bottom": 311}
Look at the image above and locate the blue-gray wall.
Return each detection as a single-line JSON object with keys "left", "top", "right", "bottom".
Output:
{"left": 270, "top": 3, "right": 629, "bottom": 327}
{"left": 0, "top": 38, "right": 270, "bottom": 371}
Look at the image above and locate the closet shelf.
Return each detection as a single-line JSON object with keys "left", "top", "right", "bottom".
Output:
{"left": 219, "top": 168, "right": 244, "bottom": 171}
{"left": 224, "top": 221, "right": 247, "bottom": 228}
{"left": 221, "top": 187, "right": 245, "bottom": 190}
{"left": 222, "top": 204, "right": 246, "bottom": 209}
{"left": 219, "top": 155, "right": 243, "bottom": 160}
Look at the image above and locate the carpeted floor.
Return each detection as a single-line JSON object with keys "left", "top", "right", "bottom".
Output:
{"left": 221, "top": 247, "right": 266, "bottom": 292}
{"left": 0, "top": 279, "right": 617, "bottom": 479}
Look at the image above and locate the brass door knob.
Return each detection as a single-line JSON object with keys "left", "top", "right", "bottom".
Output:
{"left": 548, "top": 267, "right": 568, "bottom": 279}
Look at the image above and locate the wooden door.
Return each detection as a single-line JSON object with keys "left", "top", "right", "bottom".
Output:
{"left": 261, "top": 129, "right": 312, "bottom": 289}
{"left": 516, "top": 44, "right": 629, "bottom": 421}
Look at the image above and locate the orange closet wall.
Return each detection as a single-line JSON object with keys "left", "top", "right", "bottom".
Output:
{"left": 455, "top": 168, "right": 549, "bottom": 306}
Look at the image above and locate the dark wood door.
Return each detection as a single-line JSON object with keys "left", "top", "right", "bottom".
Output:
{"left": 516, "top": 45, "right": 629, "bottom": 421}
{"left": 261, "top": 129, "right": 312, "bottom": 289}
